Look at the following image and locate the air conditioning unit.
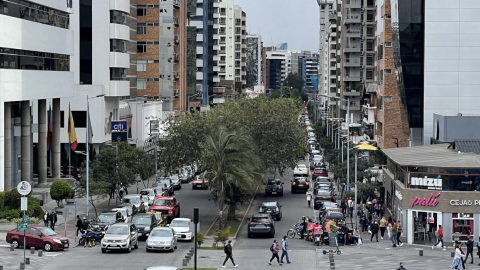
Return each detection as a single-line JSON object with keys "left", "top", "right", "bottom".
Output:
{"left": 173, "top": 71, "right": 179, "bottom": 79}
{"left": 174, "top": 36, "right": 180, "bottom": 44}
{"left": 173, "top": 89, "right": 179, "bottom": 97}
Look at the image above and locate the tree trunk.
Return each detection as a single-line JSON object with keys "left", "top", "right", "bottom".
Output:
{"left": 90, "top": 196, "right": 98, "bottom": 218}
{"left": 228, "top": 204, "right": 236, "bottom": 221}
{"left": 218, "top": 190, "right": 225, "bottom": 230}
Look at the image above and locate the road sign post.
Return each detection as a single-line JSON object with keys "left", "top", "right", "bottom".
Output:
{"left": 74, "top": 200, "right": 77, "bottom": 242}
{"left": 17, "top": 181, "right": 31, "bottom": 264}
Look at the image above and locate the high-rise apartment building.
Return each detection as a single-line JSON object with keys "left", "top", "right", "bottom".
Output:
{"left": 137, "top": 0, "right": 187, "bottom": 112}
{"left": 217, "top": 0, "right": 235, "bottom": 92}
{"left": 265, "top": 50, "right": 292, "bottom": 90}
{"left": 245, "top": 35, "right": 263, "bottom": 88}
{"left": 234, "top": 5, "right": 247, "bottom": 90}
{"left": 302, "top": 54, "right": 319, "bottom": 91}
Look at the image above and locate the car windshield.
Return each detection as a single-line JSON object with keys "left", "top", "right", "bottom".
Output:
{"left": 132, "top": 217, "right": 151, "bottom": 225}
{"left": 38, "top": 227, "right": 57, "bottom": 236}
{"left": 170, "top": 220, "right": 189, "bottom": 227}
{"left": 170, "top": 175, "right": 179, "bottom": 180}
{"left": 158, "top": 180, "right": 170, "bottom": 186}
{"left": 297, "top": 165, "right": 306, "bottom": 169}
{"left": 313, "top": 155, "right": 322, "bottom": 159}
{"left": 96, "top": 214, "right": 116, "bottom": 223}
{"left": 327, "top": 213, "right": 343, "bottom": 219}
{"left": 106, "top": 226, "right": 129, "bottom": 235}
{"left": 123, "top": 197, "right": 140, "bottom": 204}
{"left": 118, "top": 205, "right": 133, "bottom": 212}
{"left": 113, "top": 209, "right": 126, "bottom": 216}
{"left": 251, "top": 217, "right": 269, "bottom": 223}
{"left": 150, "top": 229, "right": 172, "bottom": 237}
{"left": 141, "top": 190, "right": 153, "bottom": 196}
{"left": 153, "top": 199, "right": 173, "bottom": 206}
{"left": 267, "top": 179, "right": 278, "bottom": 185}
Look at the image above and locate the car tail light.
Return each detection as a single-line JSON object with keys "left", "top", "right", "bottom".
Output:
{"left": 292, "top": 182, "right": 296, "bottom": 185}
{"left": 306, "top": 182, "right": 309, "bottom": 185}
{"left": 329, "top": 196, "right": 333, "bottom": 199}
{"left": 323, "top": 219, "right": 326, "bottom": 222}
{"left": 315, "top": 196, "right": 320, "bottom": 199}
{"left": 265, "top": 222, "right": 272, "bottom": 225}
{"left": 249, "top": 222, "right": 255, "bottom": 225}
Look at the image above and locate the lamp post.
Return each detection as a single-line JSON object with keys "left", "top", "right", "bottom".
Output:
{"left": 135, "top": 95, "right": 150, "bottom": 193}
{"left": 329, "top": 96, "right": 350, "bottom": 188}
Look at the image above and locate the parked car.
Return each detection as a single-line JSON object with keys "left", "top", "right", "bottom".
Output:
{"left": 265, "top": 179, "right": 284, "bottom": 196}
{"left": 92, "top": 211, "right": 124, "bottom": 230}
{"left": 169, "top": 218, "right": 193, "bottom": 241}
{"left": 146, "top": 227, "right": 177, "bottom": 252}
{"left": 293, "top": 164, "right": 309, "bottom": 177}
{"left": 313, "top": 177, "right": 333, "bottom": 190}
{"left": 101, "top": 223, "right": 139, "bottom": 253}
{"left": 247, "top": 214, "right": 275, "bottom": 238}
{"left": 317, "top": 201, "right": 339, "bottom": 215}
{"left": 149, "top": 196, "right": 181, "bottom": 221}
{"left": 314, "top": 189, "right": 336, "bottom": 209}
{"left": 153, "top": 178, "right": 174, "bottom": 196}
{"left": 310, "top": 149, "right": 320, "bottom": 157}
{"left": 179, "top": 166, "right": 193, "bottom": 183}
{"left": 312, "top": 167, "right": 328, "bottom": 179}
{"left": 111, "top": 208, "right": 131, "bottom": 223}
{"left": 6, "top": 226, "right": 69, "bottom": 252}
{"left": 170, "top": 175, "right": 182, "bottom": 190}
{"left": 291, "top": 177, "right": 310, "bottom": 193}
{"left": 192, "top": 175, "right": 208, "bottom": 190}
{"left": 131, "top": 213, "right": 158, "bottom": 240}
{"left": 320, "top": 210, "right": 345, "bottom": 226}
{"left": 259, "top": 201, "right": 282, "bottom": 221}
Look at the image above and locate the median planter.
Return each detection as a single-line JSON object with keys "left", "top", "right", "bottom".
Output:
{"left": 0, "top": 223, "right": 18, "bottom": 232}
{"left": 65, "top": 198, "right": 75, "bottom": 205}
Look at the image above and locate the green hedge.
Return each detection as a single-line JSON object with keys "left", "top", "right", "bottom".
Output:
{"left": 0, "top": 189, "right": 44, "bottom": 222}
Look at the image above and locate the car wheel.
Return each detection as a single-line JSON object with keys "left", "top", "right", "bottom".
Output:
{"left": 280, "top": 192, "right": 283, "bottom": 196}
{"left": 248, "top": 232, "right": 252, "bottom": 238}
{"left": 269, "top": 232, "right": 275, "bottom": 238}
{"left": 174, "top": 244, "right": 177, "bottom": 249}
{"left": 179, "top": 185, "right": 182, "bottom": 190}
{"left": 126, "top": 243, "right": 132, "bottom": 253}
{"left": 101, "top": 248, "right": 106, "bottom": 253}
{"left": 146, "top": 246, "right": 150, "bottom": 252}
{"left": 43, "top": 242, "right": 52, "bottom": 252}
{"left": 277, "top": 215, "right": 281, "bottom": 221}
{"left": 11, "top": 239, "right": 19, "bottom": 249}
{"left": 192, "top": 186, "right": 195, "bottom": 190}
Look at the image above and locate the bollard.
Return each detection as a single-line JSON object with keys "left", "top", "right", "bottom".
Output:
{"left": 10, "top": 244, "right": 14, "bottom": 251}
{"left": 0, "top": 265, "right": 3, "bottom": 270}
{"left": 185, "top": 255, "right": 191, "bottom": 259}
{"left": 20, "top": 263, "right": 25, "bottom": 270}
{"left": 38, "top": 250, "right": 43, "bottom": 257}
{"left": 419, "top": 250, "right": 423, "bottom": 256}
{"left": 451, "top": 252, "right": 455, "bottom": 257}
{"left": 182, "top": 259, "right": 188, "bottom": 266}
{"left": 30, "top": 247, "right": 35, "bottom": 254}
{"left": 25, "top": 258, "right": 30, "bottom": 265}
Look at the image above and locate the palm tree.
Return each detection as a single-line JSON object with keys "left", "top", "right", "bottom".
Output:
{"left": 201, "top": 126, "right": 263, "bottom": 229}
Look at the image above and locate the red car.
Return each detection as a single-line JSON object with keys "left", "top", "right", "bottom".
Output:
{"left": 312, "top": 167, "right": 328, "bottom": 178}
{"left": 149, "top": 196, "right": 181, "bottom": 221}
{"left": 6, "top": 225, "right": 69, "bottom": 252}
{"left": 192, "top": 175, "right": 208, "bottom": 190}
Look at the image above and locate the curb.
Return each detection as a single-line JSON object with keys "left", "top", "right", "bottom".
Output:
{"left": 233, "top": 186, "right": 259, "bottom": 240}
{"left": 204, "top": 204, "right": 228, "bottom": 237}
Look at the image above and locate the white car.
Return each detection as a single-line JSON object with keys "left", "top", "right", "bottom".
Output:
{"left": 169, "top": 218, "right": 194, "bottom": 241}
{"left": 146, "top": 227, "right": 177, "bottom": 252}
{"left": 308, "top": 132, "right": 315, "bottom": 137}
{"left": 122, "top": 194, "right": 150, "bottom": 209}
{"left": 307, "top": 126, "right": 314, "bottom": 131}
{"left": 111, "top": 208, "right": 131, "bottom": 223}
{"left": 293, "top": 164, "right": 309, "bottom": 176}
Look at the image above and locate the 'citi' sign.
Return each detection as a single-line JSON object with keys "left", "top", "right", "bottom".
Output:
{"left": 410, "top": 193, "right": 440, "bottom": 208}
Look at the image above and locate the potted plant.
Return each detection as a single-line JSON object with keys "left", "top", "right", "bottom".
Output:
{"left": 65, "top": 189, "right": 75, "bottom": 205}
{"left": 50, "top": 180, "right": 73, "bottom": 210}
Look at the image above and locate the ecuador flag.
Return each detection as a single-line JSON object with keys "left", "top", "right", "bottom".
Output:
{"left": 68, "top": 104, "right": 78, "bottom": 151}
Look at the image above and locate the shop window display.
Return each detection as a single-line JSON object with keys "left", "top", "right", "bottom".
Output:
{"left": 452, "top": 213, "right": 473, "bottom": 242}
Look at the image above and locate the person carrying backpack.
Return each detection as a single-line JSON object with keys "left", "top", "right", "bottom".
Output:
{"left": 268, "top": 240, "right": 282, "bottom": 266}
{"left": 222, "top": 240, "right": 237, "bottom": 268}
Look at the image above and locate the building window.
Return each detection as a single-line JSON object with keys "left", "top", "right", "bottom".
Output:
{"left": 384, "top": 96, "right": 392, "bottom": 102}
{"left": 137, "top": 24, "right": 147, "bottom": 35}
{"left": 110, "top": 39, "right": 127, "bottom": 53}
{"left": 452, "top": 213, "right": 474, "bottom": 242}
{"left": 385, "top": 69, "right": 392, "bottom": 74}
{"left": 366, "top": 54, "right": 373, "bottom": 65}
{"left": 385, "top": 42, "right": 392, "bottom": 47}
{"left": 137, "top": 7, "right": 147, "bottom": 16}
{"left": 235, "top": 18, "right": 241, "bottom": 25}
{"left": 0, "top": 0, "right": 70, "bottom": 29}
{"left": 110, "top": 68, "right": 126, "bottom": 81}
{"left": 71, "top": 111, "right": 87, "bottom": 128}
{"left": 137, "top": 79, "right": 147, "bottom": 90}
{"left": 366, "top": 68, "right": 373, "bottom": 80}
{"left": 110, "top": 10, "right": 128, "bottom": 25}
{"left": 0, "top": 47, "right": 69, "bottom": 71}
{"left": 137, "top": 42, "right": 147, "bottom": 53}
{"left": 137, "top": 60, "right": 147, "bottom": 72}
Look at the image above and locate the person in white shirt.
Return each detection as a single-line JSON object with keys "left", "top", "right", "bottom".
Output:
{"left": 280, "top": 236, "right": 291, "bottom": 264}
{"left": 306, "top": 190, "right": 313, "bottom": 208}
{"left": 451, "top": 244, "right": 466, "bottom": 270}
{"left": 347, "top": 197, "right": 354, "bottom": 219}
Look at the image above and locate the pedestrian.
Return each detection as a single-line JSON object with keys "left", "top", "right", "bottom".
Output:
{"left": 306, "top": 190, "right": 313, "bottom": 208}
{"left": 476, "top": 237, "right": 480, "bottom": 266}
{"left": 379, "top": 217, "right": 387, "bottom": 239}
{"left": 451, "top": 244, "right": 466, "bottom": 270}
{"left": 360, "top": 214, "right": 368, "bottom": 234}
{"left": 268, "top": 240, "right": 282, "bottom": 266}
{"left": 370, "top": 220, "right": 379, "bottom": 242}
{"left": 387, "top": 217, "right": 392, "bottom": 238}
{"left": 396, "top": 219, "right": 403, "bottom": 246}
{"left": 119, "top": 186, "right": 124, "bottom": 199}
{"left": 76, "top": 215, "right": 83, "bottom": 237}
{"left": 82, "top": 217, "right": 89, "bottom": 232}
{"left": 351, "top": 229, "right": 361, "bottom": 245}
{"left": 280, "top": 236, "right": 291, "bottom": 264}
{"left": 390, "top": 220, "right": 397, "bottom": 247}
{"left": 341, "top": 199, "right": 347, "bottom": 216}
{"left": 43, "top": 211, "right": 49, "bottom": 227}
{"left": 222, "top": 240, "right": 237, "bottom": 268}
{"left": 432, "top": 225, "right": 444, "bottom": 250}
{"left": 466, "top": 236, "right": 474, "bottom": 264}
{"left": 374, "top": 201, "right": 381, "bottom": 216}
{"left": 347, "top": 197, "right": 353, "bottom": 219}
{"left": 397, "top": 262, "right": 406, "bottom": 270}
{"left": 50, "top": 210, "right": 57, "bottom": 231}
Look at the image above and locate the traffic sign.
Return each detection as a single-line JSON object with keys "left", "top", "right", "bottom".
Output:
{"left": 17, "top": 222, "right": 28, "bottom": 231}
{"left": 17, "top": 181, "right": 31, "bottom": 196}
{"left": 345, "top": 185, "right": 351, "bottom": 191}
{"left": 74, "top": 200, "right": 77, "bottom": 211}
{"left": 21, "top": 197, "right": 27, "bottom": 211}
{"left": 22, "top": 215, "right": 30, "bottom": 224}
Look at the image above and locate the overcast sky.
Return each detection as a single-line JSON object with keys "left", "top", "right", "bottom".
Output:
{"left": 234, "top": 0, "right": 320, "bottom": 51}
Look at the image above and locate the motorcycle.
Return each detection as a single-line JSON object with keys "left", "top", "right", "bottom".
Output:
{"left": 79, "top": 225, "right": 107, "bottom": 247}
{"left": 287, "top": 223, "right": 303, "bottom": 239}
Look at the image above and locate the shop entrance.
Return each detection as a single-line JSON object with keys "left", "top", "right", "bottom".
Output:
{"left": 412, "top": 211, "right": 441, "bottom": 245}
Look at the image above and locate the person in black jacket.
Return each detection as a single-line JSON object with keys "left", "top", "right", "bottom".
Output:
{"left": 49, "top": 210, "right": 58, "bottom": 231}
{"left": 466, "top": 236, "right": 474, "bottom": 264}
{"left": 76, "top": 215, "right": 83, "bottom": 236}
{"left": 370, "top": 220, "right": 379, "bottom": 242}
{"left": 82, "top": 217, "right": 90, "bottom": 231}
{"left": 222, "top": 240, "right": 237, "bottom": 268}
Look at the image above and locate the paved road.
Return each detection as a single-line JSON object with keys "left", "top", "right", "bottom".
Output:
{"left": 235, "top": 158, "right": 327, "bottom": 251}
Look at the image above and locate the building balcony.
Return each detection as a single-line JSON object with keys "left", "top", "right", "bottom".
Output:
{"left": 213, "top": 66, "right": 220, "bottom": 72}
{"left": 213, "top": 87, "right": 225, "bottom": 93}
{"left": 196, "top": 47, "right": 203, "bottom": 54}
{"left": 196, "top": 72, "right": 203, "bottom": 80}
{"left": 109, "top": 0, "right": 129, "bottom": 13}
{"left": 108, "top": 80, "right": 130, "bottom": 97}
{"left": 213, "top": 13, "right": 220, "bottom": 18}
{"left": 329, "top": 13, "right": 336, "bottom": 21}
{"left": 196, "top": 33, "right": 203, "bottom": 42}
{"left": 213, "top": 34, "right": 220, "bottom": 40}
{"left": 344, "top": 15, "right": 361, "bottom": 24}
{"left": 213, "top": 23, "right": 220, "bottom": 29}
{"left": 343, "top": 75, "right": 361, "bottom": 82}
{"left": 343, "top": 90, "right": 361, "bottom": 97}
{"left": 343, "top": 46, "right": 361, "bottom": 53}
{"left": 344, "top": 0, "right": 361, "bottom": 8}
{"left": 213, "top": 76, "right": 220, "bottom": 82}
{"left": 196, "top": 59, "right": 203, "bottom": 67}
{"left": 109, "top": 52, "right": 130, "bottom": 68}
{"left": 344, "top": 29, "right": 361, "bottom": 38}
{"left": 342, "top": 103, "right": 361, "bottom": 111}
{"left": 213, "top": 55, "right": 220, "bottom": 61}
{"left": 344, "top": 58, "right": 361, "bottom": 67}
{"left": 213, "top": 45, "right": 220, "bottom": 51}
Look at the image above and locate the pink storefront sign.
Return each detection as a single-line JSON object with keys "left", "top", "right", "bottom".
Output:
{"left": 410, "top": 193, "right": 441, "bottom": 208}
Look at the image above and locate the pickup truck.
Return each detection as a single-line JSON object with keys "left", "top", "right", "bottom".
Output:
{"left": 149, "top": 196, "right": 181, "bottom": 222}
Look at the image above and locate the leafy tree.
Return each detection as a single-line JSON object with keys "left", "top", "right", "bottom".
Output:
{"left": 201, "top": 126, "right": 263, "bottom": 229}
{"left": 50, "top": 180, "right": 73, "bottom": 207}
{"left": 283, "top": 73, "right": 304, "bottom": 91}
{"left": 75, "top": 161, "right": 110, "bottom": 218}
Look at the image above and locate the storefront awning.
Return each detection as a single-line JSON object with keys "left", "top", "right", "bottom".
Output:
{"left": 382, "top": 143, "right": 480, "bottom": 168}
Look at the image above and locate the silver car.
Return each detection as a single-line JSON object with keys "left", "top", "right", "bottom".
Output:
{"left": 146, "top": 227, "right": 177, "bottom": 252}
{"left": 170, "top": 218, "right": 193, "bottom": 241}
{"left": 101, "top": 223, "right": 139, "bottom": 253}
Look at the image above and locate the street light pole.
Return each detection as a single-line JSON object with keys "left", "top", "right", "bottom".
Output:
{"left": 355, "top": 154, "right": 358, "bottom": 229}
{"left": 346, "top": 98, "right": 350, "bottom": 189}
{"left": 86, "top": 95, "right": 89, "bottom": 217}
